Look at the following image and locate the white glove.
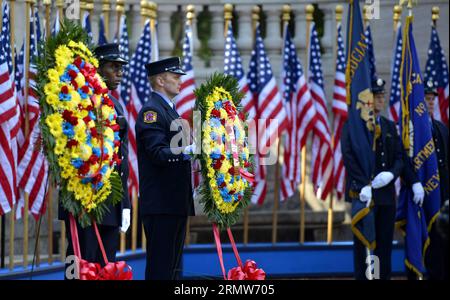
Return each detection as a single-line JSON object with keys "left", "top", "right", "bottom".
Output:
{"left": 183, "top": 143, "right": 197, "bottom": 155}
{"left": 371, "top": 171, "right": 394, "bottom": 189}
{"left": 412, "top": 182, "right": 425, "bottom": 206}
{"left": 120, "top": 208, "right": 131, "bottom": 233}
{"left": 359, "top": 185, "right": 372, "bottom": 207}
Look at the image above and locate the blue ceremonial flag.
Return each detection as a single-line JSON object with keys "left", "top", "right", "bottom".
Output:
{"left": 395, "top": 16, "right": 441, "bottom": 278}
{"left": 364, "top": 24, "right": 377, "bottom": 83}
{"left": 345, "top": 0, "right": 376, "bottom": 250}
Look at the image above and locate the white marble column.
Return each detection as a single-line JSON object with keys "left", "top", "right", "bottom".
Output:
{"left": 235, "top": 4, "right": 253, "bottom": 63}
{"left": 207, "top": 4, "right": 225, "bottom": 70}
{"left": 293, "top": 3, "right": 307, "bottom": 63}
{"left": 157, "top": 4, "right": 175, "bottom": 58}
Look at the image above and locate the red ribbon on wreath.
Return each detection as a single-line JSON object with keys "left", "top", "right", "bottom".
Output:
{"left": 69, "top": 214, "right": 132, "bottom": 280}
{"left": 212, "top": 223, "right": 266, "bottom": 280}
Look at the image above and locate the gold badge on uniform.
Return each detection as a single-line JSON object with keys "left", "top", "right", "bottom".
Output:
{"left": 144, "top": 111, "right": 157, "bottom": 123}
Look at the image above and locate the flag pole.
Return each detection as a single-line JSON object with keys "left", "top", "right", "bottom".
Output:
{"left": 393, "top": 5, "right": 402, "bottom": 34}
{"left": 79, "top": 0, "right": 86, "bottom": 24}
{"left": 271, "top": 5, "right": 291, "bottom": 245}
{"left": 243, "top": 5, "right": 260, "bottom": 245}
{"left": 140, "top": 0, "right": 149, "bottom": 29}
{"left": 299, "top": 4, "right": 314, "bottom": 245}
{"left": 57, "top": 0, "right": 66, "bottom": 262}
{"left": 42, "top": 0, "right": 55, "bottom": 265}
{"left": 86, "top": 0, "right": 93, "bottom": 24}
{"left": 102, "top": 0, "right": 110, "bottom": 40}
{"left": 23, "top": 0, "right": 37, "bottom": 269}
{"left": 223, "top": 3, "right": 232, "bottom": 38}
{"left": 149, "top": 1, "right": 158, "bottom": 61}
{"left": 57, "top": 0, "right": 64, "bottom": 21}
{"left": 184, "top": 4, "right": 194, "bottom": 246}
{"left": 117, "top": 0, "right": 125, "bottom": 256}
{"left": 115, "top": 0, "right": 124, "bottom": 40}
{"left": 327, "top": 4, "right": 343, "bottom": 245}
{"left": 363, "top": 5, "right": 368, "bottom": 28}
{"left": 8, "top": 0, "right": 16, "bottom": 272}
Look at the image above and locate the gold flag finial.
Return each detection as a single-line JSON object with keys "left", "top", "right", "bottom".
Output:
{"left": 306, "top": 4, "right": 314, "bottom": 21}
{"left": 252, "top": 5, "right": 260, "bottom": 23}
{"left": 186, "top": 4, "right": 195, "bottom": 22}
{"left": 86, "top": 0, "right": 94, "bottom": 13}
{"left": 393, "top": 5, "right": 402, "bottom": 22}
{"left": 43, "top": 0, "right": 51, "bottom": 5}
{"left": 224, "top": 4, "right": 233, "bottom": 22}
{"left": 116, "top": 0, "right": 125, "bottom": 14}
{"left": 102, "top": 0, "right": 111, "bottom": 13}
{"left": 140, "top": 0, "right": 149, "bottom": 18}
{"left": 335, "top": 5, "right": 343, "bottom": 23}
{"left": 432, "top": 6, "right": 440, "bottom": 22}
{"left": 148, "top": 1, "right": 158, "bottom": 20}
{"left": 282, "top": 5, "right": 291, "bottom": 23}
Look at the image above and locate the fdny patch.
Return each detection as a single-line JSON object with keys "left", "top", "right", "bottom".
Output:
{"left": 144, "top": 111, "right": 157, "bottom": 123}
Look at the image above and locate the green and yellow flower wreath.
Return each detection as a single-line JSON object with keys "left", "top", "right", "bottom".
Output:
{"left": 194, "top": 73, "right": 254, "bottom": 229}
{"left": 36, "top": 21, "right": 123, "bottom": 227}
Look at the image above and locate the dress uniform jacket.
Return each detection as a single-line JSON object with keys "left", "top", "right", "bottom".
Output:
{"left": 58, "top": 93, "right": 131, "bottom": 226}
{"left": 432, "top": 119, "right": 449, "bottom": 205}
{"left": 342, "top": 116, "right": 404, "bottom": 205}
{"left": 136, "top": 91, "right": 195, "bottom": 217}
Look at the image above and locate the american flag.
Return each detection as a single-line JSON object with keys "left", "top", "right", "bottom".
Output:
{"left": 279, "top": 25, "right": 317, "bottom": 201}
{"left": 16, "top": 8, "right": 49, "bottom": 219}
{"left": 128, "top": 21, "right": 152, "bottom": 197}
{"left": 82, "top": 11, "right": 93, "bottom": 43}
{"left": 175, "top": 22, "right": 196, "bottom": 121}
{"left": 388, "top": 23, "right": 402, "bottom": 123}
{"left": 332, "top": 22, "right": 348, "bottom": 200}
{"left": 308, "top": 23, "right": 333, "bottom": 201}
{"left": 424, "top": 24, "right": 449, "bottom": 125}
{"left": 116, "top": 14, "right": 139, "bottom": 198}
{"left": 365, "top": 24, "right": 377, "bottom": 83}
{"left": 98, "top": 14, "right": 108, "bottom": 45}
{"left": 223, "top": 21, "right": 254, "bottom": 119}
{"left": 247, "top": 24, "right": 288, "bottom": 205}
{"left": 0, "top": 2, "right": 19, "bottom": 215}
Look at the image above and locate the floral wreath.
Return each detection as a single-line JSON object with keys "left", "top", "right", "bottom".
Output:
{"left": 36, "top": 21, "right": 123, "bottom": 227}
{"left": 194, "top": 73, "right": 254, "bottom": 229}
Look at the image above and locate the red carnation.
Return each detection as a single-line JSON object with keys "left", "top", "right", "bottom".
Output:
{"left": 78, "top": 163, "right": 90, "bottom": 175}
{"left": 238, "top": 112, "right": 245, "bottom": 121}
{"left": 68, "top": 69, "right": 78, "bottom": 79}
{"left": 102, "top": 153, "right": 109, "bottom": 161}
{"left": 67, "top": 139, "right": 78, "bottom": 148}
{"left": 90, "top": 127, "right": 98, "bottom": 138}
{"left": 73, "top": 57, "right": 82, "bottom": 68}
{"left": 85, "top": 105, "right": 94, "bottom": 111}
{"left": 68, "top": 117, "right": 78, "bottom": 126}
{"left": 83, "top": 116, "right": 92, "bottom": 124}
{"left": 62, "top": 110, "right": 73, "bottom": 120}
{"left": 229, "top": 189, "right": 235, "bottom": 195}
{"left": 113, "top": 140, "right": 121, "bottom": 148}
{"left": 92, "top": 174, "right": 102, "bottom": 185}
{"left": 110, "top": 124, "right": 120, "bottom": 132}
{"left": 238, "top": 195, "right": 242, "bottom": 201}
{"left": 88, "top": 154, "right": 99, "bottom": 164}
{"left": 211, "top": 109, "right": 221, "bottom": 118}
{"left": 244, "top": 161, "right": 251, "bottom": 168}
{"left": 81, "top": 85, "right": 90, "bottom": 94}
{"left": 212, "top": 160, "right": 222, "bottom": 170}
{"left": 220, "top": 119, "right": 226, "bottom": 126}
{"left": 228, "top": 167, "right": 235, "bottom": 175}
{"left": 61, "top": 86, "right": 69, "bottom": 94}
{"left": 219, "top": 182, "right": 227, "bottom": 188}
{"left": 71, "top": 80, "right": 79, "bottom": 90}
